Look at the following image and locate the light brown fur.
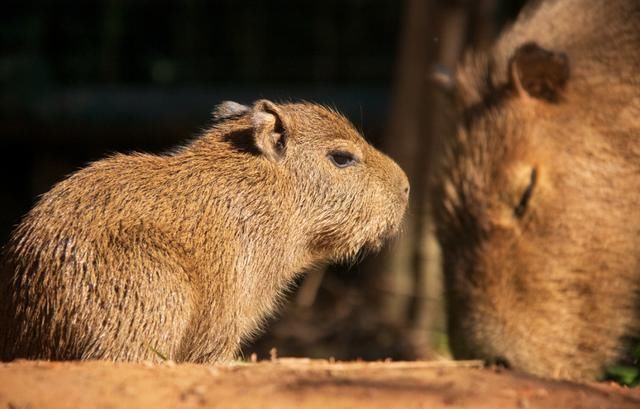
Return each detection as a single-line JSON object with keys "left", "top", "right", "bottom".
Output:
{"left": 0, "top": 100, "right": 409, "bottom": 362}
{"left": 433, "top": 0, "right": 640, "bottom": 380}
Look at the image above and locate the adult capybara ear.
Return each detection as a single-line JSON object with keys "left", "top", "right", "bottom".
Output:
{"left": 212, "top": 101, "right": 250, "bottom": 121}
{"left": 509, "top": 42, "right": 570, "bottom": 102}
{"left": 251, "top": 99, "right": 289, "bottom": 162}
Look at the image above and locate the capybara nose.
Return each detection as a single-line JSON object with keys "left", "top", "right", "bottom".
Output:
{"left": 399, "top": 179, "right": 410, "bottom": 203}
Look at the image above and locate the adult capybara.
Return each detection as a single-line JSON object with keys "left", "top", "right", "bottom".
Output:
{"left": 432, "top": 0, "right": 640, "bottom": 380}
{"left": 0, "top": 100, "right": 409, "bottom": 362}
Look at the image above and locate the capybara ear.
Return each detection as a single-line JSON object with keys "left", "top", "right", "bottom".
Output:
{"left": 212, "top": 101, "right": 250, "bottom": 121}
{"left": 509, "top": 42, "right": 570, "bottom": 102}
{"left": 251, "top": 99, "right": 289, "bottom": 162}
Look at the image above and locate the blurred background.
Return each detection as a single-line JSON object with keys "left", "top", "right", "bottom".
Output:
{"left": 1, "top": 0, "right": 526, "bottom": 361}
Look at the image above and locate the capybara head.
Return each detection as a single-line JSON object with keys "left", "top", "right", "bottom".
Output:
{"left": 0, "top": 99, "right": 409, "bottom": 362}
{"left": 211, "top": 100, "right": 410, "bottom": 261}
{"left": 432, "top": 0, "right": 640, "bottom": 380}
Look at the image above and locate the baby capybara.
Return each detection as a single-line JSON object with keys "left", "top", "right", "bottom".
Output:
{"left": 0, "top": 100, "right": 409, "bottom": 362}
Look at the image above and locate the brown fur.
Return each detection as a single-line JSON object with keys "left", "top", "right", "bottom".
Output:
{"left": 0, "top": 100, "right": 409, "bottom": 362}
{"left": 432, "top": 0, "right": 640, "bottom": 380}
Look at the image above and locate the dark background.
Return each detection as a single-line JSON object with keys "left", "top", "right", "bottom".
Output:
{"left": 1, "top": 0, "right": 525, "bottom": 361}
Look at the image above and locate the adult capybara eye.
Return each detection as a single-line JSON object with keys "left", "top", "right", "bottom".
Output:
{"left": 514, "top": 167, "right": 537, "bottom": 218}
{"left": 328, "top": 151, "right": 358, "bottom": 168}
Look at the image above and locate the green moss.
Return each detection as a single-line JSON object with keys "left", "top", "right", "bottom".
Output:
{"left": 605, "top": 341, "right": 640, "bottom": 387}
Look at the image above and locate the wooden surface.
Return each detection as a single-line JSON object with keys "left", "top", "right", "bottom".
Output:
{"left": 1, "top": 359, "right": 638, "bottom": 409}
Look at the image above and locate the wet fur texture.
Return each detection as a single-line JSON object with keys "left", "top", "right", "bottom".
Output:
{"left": 0, "top": 101, "right": 409, "bottom": 363}
{"left": 433, "top": 0, "right": 640, "bottom": 380}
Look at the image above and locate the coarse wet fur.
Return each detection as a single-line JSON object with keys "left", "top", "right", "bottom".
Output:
{"left": 432, "top": 0, "right": 640, "bottom": 380}
{"left": 0, "top": 100, "right": 409, "bottom": 362}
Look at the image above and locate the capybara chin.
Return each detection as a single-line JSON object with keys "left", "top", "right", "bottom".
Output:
{"left": 0, "top": 99, "right": 409, "bottom": 362}
{"left": 432, "top": 0, "right": 640, "bottom": 380}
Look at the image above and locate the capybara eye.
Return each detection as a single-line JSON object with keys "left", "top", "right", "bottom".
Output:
{"left": 328, "top": 151, "right": 357, "bottom": 168}
{"left": 514, "top": 167, "right": 537, "bottom": 218}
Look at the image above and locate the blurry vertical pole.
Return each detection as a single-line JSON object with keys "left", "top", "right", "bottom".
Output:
{"left": 410, "top": 0, "right": 499, "bottom": 358}
{"left": 377, "top": 0, "right": 436, "bottom": 336}
{"left": 412, "top": 4, "right": 469, "bottom": 358}
{"left": 380, "top": 0, "right": 499, "bottom": 357}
